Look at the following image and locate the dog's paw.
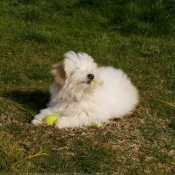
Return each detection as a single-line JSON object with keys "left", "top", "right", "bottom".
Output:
{"left": 31, "top": 119, "right": 43, "bottom": 126}
{"left": 55, "top": 117, "right": 71, "bottom": 129}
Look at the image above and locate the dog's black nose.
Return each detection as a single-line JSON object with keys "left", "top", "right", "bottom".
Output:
{"left": 87, "top": 74, "right": 94, "bottom": 80}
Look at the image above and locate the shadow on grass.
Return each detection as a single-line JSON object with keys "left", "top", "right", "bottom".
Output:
{"left": 3, "top": 90, "right": 50, "bottom": 114}
{"left": 169, "top": 118, "right": 175, "bottom": 130}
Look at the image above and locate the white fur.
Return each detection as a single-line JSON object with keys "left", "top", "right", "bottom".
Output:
{"left": 32, "top": 51, "right": 139, "bottom": 128}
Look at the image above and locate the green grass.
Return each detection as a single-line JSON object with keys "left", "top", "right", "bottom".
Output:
{"left": 0, "top": 0, "right": 175, "bottom": 174}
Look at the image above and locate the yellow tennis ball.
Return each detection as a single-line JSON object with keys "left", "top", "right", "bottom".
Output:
{"left": 91, "top": 81, "right": 102, "bottom": 88}
{"left": 91, "top": 80, "right": 95, "bottom": 86}
{"left": 96, "top": 124, "right": 102, "bottom": 128}
{"left": 44, "top": 114, "right": 60, "bottom": 125}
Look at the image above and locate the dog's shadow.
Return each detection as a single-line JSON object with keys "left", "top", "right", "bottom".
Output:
{"left": 3, "top": 90, "right": 50, "bottom": 121}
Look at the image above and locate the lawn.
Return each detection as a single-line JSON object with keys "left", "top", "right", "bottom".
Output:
{"left": 0, "top": 0, "right": 175, "bottom": 174}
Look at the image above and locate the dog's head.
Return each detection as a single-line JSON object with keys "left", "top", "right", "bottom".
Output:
{"left": 51, "top": 51, "right": 103, "bottom": 101}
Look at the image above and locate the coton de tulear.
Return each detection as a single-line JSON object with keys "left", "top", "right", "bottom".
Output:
{"left": 32, "top": 51, "right": 139, "bottom": 128}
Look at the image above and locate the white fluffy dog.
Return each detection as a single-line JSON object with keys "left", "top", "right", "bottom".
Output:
{"left": 32, "top": 51, "right": 139, "bottom": 128}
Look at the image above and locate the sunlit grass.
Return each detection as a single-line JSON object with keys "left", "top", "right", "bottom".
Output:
{"left": 0, "top": 0, "right": 175, "bottom": 174}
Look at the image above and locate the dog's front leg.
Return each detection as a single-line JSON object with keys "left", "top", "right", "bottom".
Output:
{"left": 55, "top": 113, "right": 95, "bottom": 129}
{"left": 31, "top": 108, "right": 54, "bottom": 125}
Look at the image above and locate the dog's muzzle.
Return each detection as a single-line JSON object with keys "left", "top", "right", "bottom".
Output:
{"left": 87, "top": 74, "right": 94, "bottom": 84}
{"left": 87, "top": 74, "right": 94, "bottom": 80}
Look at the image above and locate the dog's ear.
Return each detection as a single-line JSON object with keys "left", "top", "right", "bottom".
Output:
{"left": 51, "top": 61, "right": 66, "bottom": 87}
